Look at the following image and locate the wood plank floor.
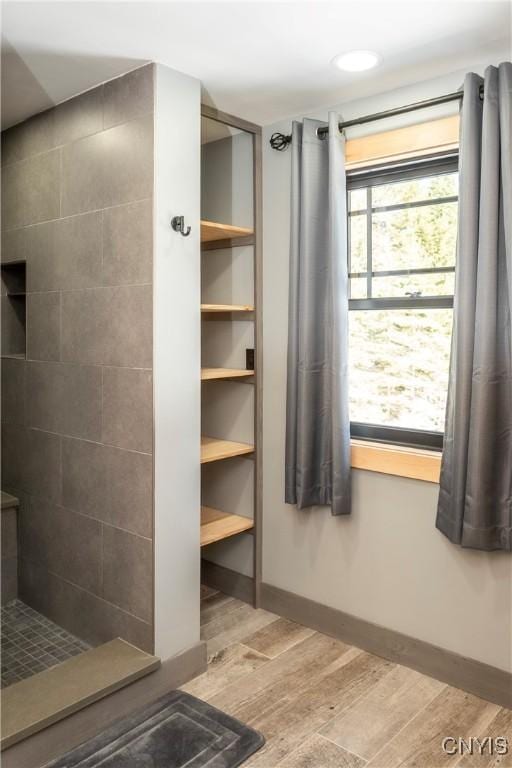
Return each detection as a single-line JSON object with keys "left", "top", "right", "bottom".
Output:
{"left": 184, "top": 587, "right": 511, "bottom": 767}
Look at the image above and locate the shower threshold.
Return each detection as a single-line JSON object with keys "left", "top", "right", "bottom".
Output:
{"left": 1, "top": 637, "right": 160, "bottom": 750}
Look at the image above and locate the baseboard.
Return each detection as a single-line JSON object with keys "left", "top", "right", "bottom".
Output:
{"left": 2, "top": 640, "right": 207, "bottom": 768}
{"left": 201, "top": 559, "right": 254, "bottom": 605}
{"left": 260, "top": 583, "right": 512, "bottom": 710}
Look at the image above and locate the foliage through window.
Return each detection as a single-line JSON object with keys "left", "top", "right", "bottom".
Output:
{"left": 347, "top": 156, "right": 458, "bottom": 448}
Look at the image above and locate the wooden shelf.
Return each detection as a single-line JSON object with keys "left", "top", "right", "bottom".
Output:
{"left": 201, "top": 368, "right": 254, "bottom": 381}
{"left": 201, "top": 220, "right": 253, "bottom": 243}
{"left": 201, "top": 303, "right": 254, "bottom": 313}
{"left": 201, "top": 436, "right": 254, "bottom": 464}
{"left": 200, "top": 506, "right": 253, "bottom": 547}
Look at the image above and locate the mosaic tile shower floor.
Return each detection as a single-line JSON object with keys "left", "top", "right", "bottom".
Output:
{"left": 1, "top": 600, "right": 90, "bottom": 688}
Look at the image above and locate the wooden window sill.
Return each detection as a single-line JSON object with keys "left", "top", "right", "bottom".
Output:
{"left": 351, "top": 439, "right": 441, "bottom": 483}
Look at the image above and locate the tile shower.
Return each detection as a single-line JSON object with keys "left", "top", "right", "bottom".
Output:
{"left": 1, "top": 65, "right": 156, "bottom": 688}
{"left": 1, "top": 601, "right": 89, "bottom": 688}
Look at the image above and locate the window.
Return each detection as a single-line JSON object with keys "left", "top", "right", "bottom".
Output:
{"left": 347, "top": 155, "right": 458, "bottom": 449}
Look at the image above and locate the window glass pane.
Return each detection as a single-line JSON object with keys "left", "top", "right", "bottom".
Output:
{"left": 371, "top": 172, "right": 458, "bottom": 207}
{"left": 349, "top": 188, "right": 366, "bottom": 212}
{"left": 349, "top": 214, "right": 367, "bottom": 272}
{"left": 372, "top": 201, "right": 457, "bottom": 271}
{"left": 372, "top": 271, "right": 455, "bottom": 298}
{"left": 349, "top": 308, "right": 452, "bottom": 432}
{"left": 350, "top": 277, "right": 367, "bottom": 299}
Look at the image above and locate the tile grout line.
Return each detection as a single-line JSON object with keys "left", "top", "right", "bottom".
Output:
{"left": 1, "top": 195, "right": 154, "bottom": 234}
{"left": 100, "top": 520, "right": 105, "bottom": 603}
{"left": 184, "top": 643, "right": 272, "bottom": 700}
{"left": 15, "top": 425, "right": 153, "bottom": 457}
{"left": 202, "top": 608, "right": 278, "bottom": 645}
{"left": 24, "top": 282, "right": 153, "bottom": 294}
{"left": 9, "top": 479, "right": 152, "bottom": 542}
{"left": 365, "top": 682, "right": 450, "bottom": 766}
{"left": 239, "top": 625, "right": 316, "bottom": 661}
{"left": 100, "top": 365, "right": 105, "bottom": 465}
{"left": 22, "top": 283, "right": 153, "bottom": 296}
{"left": 237, "top": 643, "right": 274, "bottom": 661}
{"left": 316, "top": 732, "right": 368, "bottom": 764}
{"left": 241, "top": 648, "right": 388, "bottom": 763}
{"left": 16, "top": 561, "right": 154, "bottom": 626}
{"left": 2, "top": 109, "right": 154, "bottom": 170}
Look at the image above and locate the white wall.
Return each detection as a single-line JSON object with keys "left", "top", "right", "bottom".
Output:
{"left": 153, "top": 64, "right": 201, "bottom": 659}
{"left": 262, "top": 56, "right": 512, "bottom": 672}
{"left": 201, "top": 132, "right": 254, "bottom": 229}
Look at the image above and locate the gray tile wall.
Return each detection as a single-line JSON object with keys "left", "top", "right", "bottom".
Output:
{"left": 1, "top": 65, "right": 155, "bottom": 652}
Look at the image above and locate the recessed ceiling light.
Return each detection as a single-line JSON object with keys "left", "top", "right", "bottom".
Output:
{"left": 332, "top": 50, "right": 380, "bottom": 72}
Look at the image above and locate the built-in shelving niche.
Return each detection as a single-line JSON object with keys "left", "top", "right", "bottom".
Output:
{"left": 200, "top": 109, "right": 261, "bottom": 584}
{"left": 1, "top": 262, "right": 26, "bottom": 359}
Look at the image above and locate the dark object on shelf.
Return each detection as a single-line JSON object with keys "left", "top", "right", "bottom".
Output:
{"left": 246, "top": 348, "right": 255, "bottom": 371}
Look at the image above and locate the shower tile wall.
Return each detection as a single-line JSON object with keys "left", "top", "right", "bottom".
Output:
{"left": 1, "top": 65, "right": 155, "bottom": 652}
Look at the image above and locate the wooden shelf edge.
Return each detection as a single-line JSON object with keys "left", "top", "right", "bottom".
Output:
{"left": 202, "top": 235, "right": 254, "bottom": 252}
{"left": 201, "top": 368, "right": 254, "bottom": 381}
{"left": 200, "top": 436, "right": 254, "bottom": 464}
{"left": 201, "top": 303, "right": 254, "bottom": 313}
{"left": 201, "top": 220, "right": 254, "bottom": 243}
{"left": 200, "top": 506, "right": 254, "bottom": 547}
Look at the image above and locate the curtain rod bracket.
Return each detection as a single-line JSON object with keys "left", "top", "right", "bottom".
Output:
{"left": 270, "top": 132, "right": 292, "bottom": 151}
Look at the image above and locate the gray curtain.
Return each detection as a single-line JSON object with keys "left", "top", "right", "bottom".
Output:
{"left": 285, "top": 113, "right": 351, "bottom": 516}
{"left": 437, "top": 62, "right": 512, "bottom": 551}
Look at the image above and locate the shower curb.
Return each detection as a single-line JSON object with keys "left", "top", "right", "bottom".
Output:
{"left": 1, "top": 638, "right": 159, "bottom": 750}
{"left": 1, "top": 640, "right": 206, "bottom": 768}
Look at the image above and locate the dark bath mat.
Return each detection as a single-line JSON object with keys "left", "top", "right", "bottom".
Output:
{"left": 44, "top": 690, "right": 265, "bottom": 768}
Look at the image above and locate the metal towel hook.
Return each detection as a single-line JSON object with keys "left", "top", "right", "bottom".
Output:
{"left": 171, "top": 216, "right": 191, "bottom": 237}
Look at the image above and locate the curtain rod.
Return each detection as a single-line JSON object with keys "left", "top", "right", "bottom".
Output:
{"left": 269, "top": 88, "right": 477, "bottom": 152}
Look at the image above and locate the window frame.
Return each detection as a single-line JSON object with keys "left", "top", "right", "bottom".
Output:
{"left": 346, "top": 152, "right": 459, "bottom": 451}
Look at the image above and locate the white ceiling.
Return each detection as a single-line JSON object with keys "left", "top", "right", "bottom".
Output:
{"left": 1, "top": 0, "right": 510, "bottom": 129}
